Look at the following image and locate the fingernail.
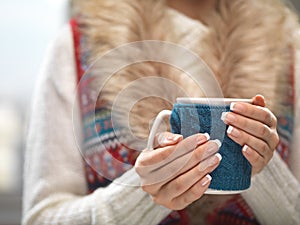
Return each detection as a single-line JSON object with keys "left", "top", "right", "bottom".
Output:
{"left": 227, "top": 126, "right": 240, "bottom": 137}
{"left": 201, "top": 174, "right": 212, "bottom": 187}
{"left": 230, "top": 102, "right": 236, "bottom": 111}
{"left": 211, "top": 139, "right": 222, "bottom": 148}
{"left": 199, "top": 153, "right": 222, "bottom": 172}
{"left": 202, "top": 140, "right": 221, "bottom": 159}
{"left": 227, "top": 125, "right": 233, "bottom": 134}
{"left": 223, "top": 113, "right": 235, "bottom": 123}
{"left": 164, "top": 134, "right": 182, "bottom": 144}
{"left": 242, "top": 145, "right": 248, "bottom": 153}
{"left": 230, "top": 102, "right": 244, "bottom": 112}
{"left": 203, "top": 133, "right": 210, "bottom": 141}
{"left": 215, "top": 153, "right": 222, "bottom": 161}
{"left": 221, "top": 112, "right": 227, "bottom": 121}
{"left": 173, "top": 134, "right": 183, "bottom": 142}
{"left": 197, "top": 133, "right": 210, "bottom": 145}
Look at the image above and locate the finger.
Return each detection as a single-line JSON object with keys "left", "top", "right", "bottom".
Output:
{"left": 222, "top": 112, "right": 278, "bottom": 146}
{"left": 138, "top": 139, "right": 220, "bottom": 189}
{"left": 153, "top": 132, "right": 183, "bottom": 149}
{"left": 137, "top": 133, "right": 210, "bottom": 168}
{"left": 226, "top": 125, "right": 275, "bottom": 159}
{"left": 242, "top": 145, "right": 269, "bottom": 175}
{"left": 156, "top": 153, "right": 221, "bottom": 201}
{"left": 229, "top": 102, "right": 277, "bottom": 128}
{"left": 252, "top": 94, "right": 266, "bottom": 107}
{"left": 167, "top": 174, "right": 212, "bottom": 210}
{"left": 150, "top": 140, "right": 220, "bottom": 180}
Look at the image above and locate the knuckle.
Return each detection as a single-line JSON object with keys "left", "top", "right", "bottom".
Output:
{"left": 263, "top": 112, "right": 271, "bottom": 124}
{"left": 262, "top": 108, "right": 272, "bottom": 124}
{"left": 182, "top": 195, "right": 192, "bottom": 206}
{"left": 151, "top": 195, "right": 163, "bottom": 206}
{"left": 272, "top": 115, "right": 278, "bottom": 127}
{"left": 241, "top": 116, "right": 249, "bottom": 128}
{"left": 194, "top": 148, "right": 204, "bottom": 161}
{"left": 244, "top": 133, "right": 251, "bottom": 145}
{"left": 259, "top": 124, "right": 270, "bottom": 137}
{"left": 168, "top": 200, "right": 180, "bottom": 210}
{"left": 273, "top": 131, "right": 280, "bottom": 147}
{"left": 252, "top": 151, "right": 261, "bottom": 165}
{"left": 240, "top": 132, "right": 251, "bottom": 147}
{"left": 173, "top": 178, "right": 184, "bottom": 192}
{"left": 141, "top": 184, "right": 150, "bottom": 193}
{"left": 190, "top": 185, "right": 202, "bottom": 199}
{"left": 261, "top": 143, "right": 269, "bottom": 156}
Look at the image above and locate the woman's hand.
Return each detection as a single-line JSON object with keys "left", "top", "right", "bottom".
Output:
{"left": 135, "top": 132, "right": 222, "bottom": 210}
{"left": 221, "top": 95, "right": 279, "bottom": 175}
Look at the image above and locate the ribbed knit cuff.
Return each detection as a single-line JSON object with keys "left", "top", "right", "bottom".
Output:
{"left": 92, "top": 168, "right": 171, "bottom": 225}
{"left": 242, "top": 152, "right": 300, "bottom": 225}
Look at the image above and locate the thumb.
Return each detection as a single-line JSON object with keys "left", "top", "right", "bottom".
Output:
{"left": 252, "top": 94, "right": 266, "bottom": 107}
{"left": 153, "top": 132, "right": 183, "bottom": 149}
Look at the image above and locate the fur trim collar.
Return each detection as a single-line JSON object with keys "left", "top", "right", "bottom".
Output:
{"left": 78, "top": 0, "right": 298, "bottom": 139}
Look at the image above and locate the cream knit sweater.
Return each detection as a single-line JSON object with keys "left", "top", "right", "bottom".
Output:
{"left": 22, "top": 22, "right": 300, "bottom": 225}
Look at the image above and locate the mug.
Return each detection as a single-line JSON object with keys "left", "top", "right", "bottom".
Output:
{"left": 147, "top": 97, "right": 253, "bottom": 194}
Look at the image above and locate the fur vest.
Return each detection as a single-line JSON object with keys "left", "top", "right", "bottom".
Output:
{"left": 76, "top": 0, "right": 299, "bottom": 142}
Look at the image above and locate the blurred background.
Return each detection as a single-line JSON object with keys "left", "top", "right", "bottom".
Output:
{"left": 0, "top": 0, "right": 69, "bottom": 224}
{"left": 0, "top": 0, "right": 299, "bottom": 224}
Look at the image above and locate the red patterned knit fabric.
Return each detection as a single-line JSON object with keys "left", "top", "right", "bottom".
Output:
{"left": 70, "top": 19, "right": 188, "bottom": 225}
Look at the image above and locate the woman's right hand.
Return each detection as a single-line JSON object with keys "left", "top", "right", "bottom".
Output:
{"left": 135, "top": 132, "right": 222, "bottom": 210}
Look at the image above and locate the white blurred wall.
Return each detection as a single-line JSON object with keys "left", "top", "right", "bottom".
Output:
{"left": 0, "top": 0, "right": 69, "bottom": 106}
{"left": 0, "top": 0, "right": 69, "bottom": 224}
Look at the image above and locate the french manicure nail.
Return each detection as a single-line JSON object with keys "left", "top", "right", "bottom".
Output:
{"left": 203, "top": 133, "right": 210, "bottom": 141}
{"left": 215, "top": 153, "right": 222, "bottom": 161}
{"left": 201, "top": 174, "right": 212, "bottom": 187}
{"left": 197, "top": 133, "right": 210, "bottom": 145}
{"left": 230, "top": 102, "right": 244, "bottom": 113}
{"left": 227, "top": 126, "right": 240, "bottom": 137}
{"left": 211, "top": 139, "right": 222, "bottom": 148}
{"left": 227, "top": 125, "right": 234, "bottom": 134}
{"left": 221, "top": 112, "right": 227, "bottom": 121}
{"left": 242, "top": 145, "right": 248, "bottom": 153}
{"left": 230, "top": 102, "right": 236, "bottom": 111}
{"left": 199, "top": 153, "right": 222, "bottom": 172}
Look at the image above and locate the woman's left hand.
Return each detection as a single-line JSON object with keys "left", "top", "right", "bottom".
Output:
{"left": 221, "top": 95, "right": 279, "bottom": 175}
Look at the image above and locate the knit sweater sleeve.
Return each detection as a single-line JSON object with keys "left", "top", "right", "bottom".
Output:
{"left": 241, "top": 31, "right": 300, "bottom": 225}
{"left": 22, "top": 25, "right": 171, "bottom": 225}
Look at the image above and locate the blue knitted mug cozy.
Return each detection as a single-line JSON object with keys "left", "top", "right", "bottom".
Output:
{"left": 170, "top": 103, "right": 251, "bottom": 192}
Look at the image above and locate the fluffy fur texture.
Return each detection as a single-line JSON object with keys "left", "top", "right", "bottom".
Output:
{"left": 76, "top": 0, "right": 299, "bottom": 140}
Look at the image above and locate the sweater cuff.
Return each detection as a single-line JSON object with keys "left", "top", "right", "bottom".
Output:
{"left": 242, "top": 152, "right": 300, "bottom": 225}
{"left": 92, "top": 168, "right": 172, "bottom": 225}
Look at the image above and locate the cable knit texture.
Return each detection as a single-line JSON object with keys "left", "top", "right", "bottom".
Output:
{"left": 170, "top": 104, "right": 251, "bottom": 191}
